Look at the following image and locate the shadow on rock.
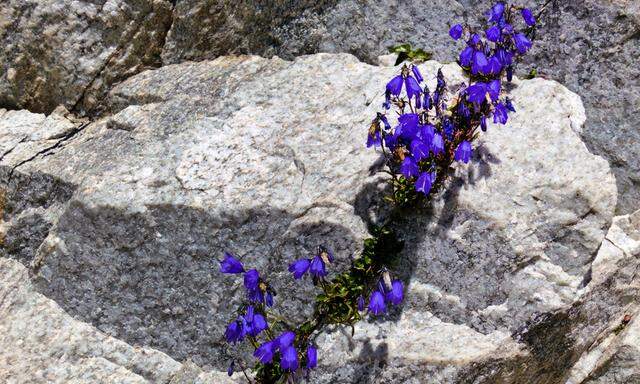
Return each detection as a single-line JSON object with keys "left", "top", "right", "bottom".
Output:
{"left": 30, "top": 202, "right": 360, "bottom": 370}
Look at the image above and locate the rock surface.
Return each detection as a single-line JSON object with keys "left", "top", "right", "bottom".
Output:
{"left": 1, "top": 53, "right": 635, "bottom": 383}
{"left": 0, "top": 0, "right": 173, "bottom": 115}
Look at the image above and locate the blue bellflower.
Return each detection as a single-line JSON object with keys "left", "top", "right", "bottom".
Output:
{"left": 467, "top": 83, "right": 486, "bottom": 104}
{"left": 411, "top": 66, "right": 424, "bottom": 83}
{"left": 220, "top": 252, "right": 244, "bottom": 274}
{"left": 486, "top": 25, "right": 501, "bottom": 42}
{"left": 449, "top": 24, "right": 463, "bottom": 40}
{"left": 459, "top": 47, "right": 474, "bottom": 67}
{"left": 472, "top": 51, "right": 488, "bottom": 75}
{"left": 431, "top": 133, "right": 444, "bottom": 155}
{"left": 522, "top": 8, "right": 536, "bottom": 26}
{"left": 415, "top": 172, "right": 434, "bottom": 195}
{"left": 368, "top": 290, "right": 386, "bottom": 315}
{"left": 514, "top": 33, "right": 532, "bottom": 54}
{"left": 386, "top": 75, "right": 403, "bottom": 96}
{"left": 310, "top": 255, "right": 327, "bottom": 277}
{"left": 228, "top": 361, "right": 234, "bottom": 377}
{"left": 493, "top": 102, "right": 509, "bottom": 124}
{"left": 400, "top": 157, "right": 419, "bottom": 179}
{"left": 277, "top": 331, "right": 296, "bottom": 350}
{"left": 487, "top": 2, "right": 505, "bottom": 22}
{"left": 281, "top": 346, "right": 299, "bottom": 372}
{"left": 306, "top": 345, "right": 318, "bottom": 369}
{"left": 454, "top": 141, "right": 473, "bottom": 163}
{"left": 386, "top": 280, "right": 404, "bottom": 305}
{"left": 357, "top": 295, "right": 365, "bottom": 311}
{"left": 289, "top": 258, "right": 310, "bottom": 279}
{"left": 254, "top": 341, "right": 276, "bottom": 364}
{"left": 405, "top": 76, "right": 422, "bottom": 102}
{"left": 410, "top": 140, "right": 430, "bottom": 162}
{"left": 225, "top": 318, "right": 245, "bottom": 344}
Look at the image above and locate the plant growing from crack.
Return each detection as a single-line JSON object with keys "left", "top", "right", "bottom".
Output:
{"left": 218, "top": 2, "right": 546, "bottom": 382}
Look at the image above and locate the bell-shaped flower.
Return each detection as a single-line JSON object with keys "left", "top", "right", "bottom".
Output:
{"left": 423, "top": 87, "right": 432, "bottom": 110}
{"left": 254, "top": 341, "right": 276, "bottom": 364}
{"left": 405, "top": 76, "right": 422, "bottom": 102}
{"left": 449, "top": 24, "right": 463, "bottom": 40}
{"left": 459, "top": 47, "right": 474, "bottom": 67}
{"left": 309, "top": 255, "right": 327, "bottom": 277}
{"left": 357, "top": 295, "right": 365, "bottom": 311}
{"left": 431, "top": 133, "right": 444, "bottom": 155}
{"left": 410, "top": 140, "right": 430, "bottom": 162}
{"left": 484, "top": 56, "right": 502, "bottom": 76}
{"left": 220, "top": 252, "right": 244, "bottom": 274}
{"left": 471, "top": 51, "right": 488, "bottom": 75}
{"left": 514, "top": 33, "right": 532, "bottom": 54}
{"left": 467, "top": 82, "right": 487, "bottom": 104}
{"left": 386, "top": 280, "right": 404, "bottom": 305}
{"left": 521, "top": 8, "right": 536, "bottom": 26}
{"left": 289, "top": 259, "right": 311, "bottom": 279}
{"left": 487, "top": 79, "right": 501, "bottom": 101}
{"left": 379, "top": 114, "right": 391, "bottom": 130}
{"left": 487, "top": 2, "right": 505, "bottom": 22}
{"left": 486, "top": 25, "right": 501, "bottom": 42}
{"left": 418, "top": 124, "right": 435, "bottom": 147}
{"left": 244, "top": 269, "right": 260, "bottom": 291}
{"left": 505, "top": 98, "right": 516, "bottom": 112}
{"left": 281, "top": 346, "right": 299, "bottom": 372}
{"left": 386, "top": 75, "right": 403, "bottom": 96}
{"left": 468, "top": 33, "right": 481, "bottom": 46}
{"left": 368, "top": 290, "right": 386, "bottom": 315}
{"left": 415, "top": 172, "right": 434, "bottom": 195}
{"left": 225, "top": 318, "right": 245, "bottom": 344}
{"left": 493, "top": 102, "right": 509, "bottom": 124}
{"left": 454, "top": 141, "right": 472, "bottom": 163}
{"left": 366, "top": 129, "right": 381, "bottom": 148}
{"left": 495, "top": 48, "right": 513, "bottom": 66}
{"left": 306, "top": 345, "right": 318, "bottom": 369}
{"left": 400, "top": 157, "right": 419, "bottom": 179}
{"left": 227, "top": 361, "right": 234, "bottom": 377}
{"left": 480, "top": 115, "right": 488, "bottom": 132}
{"left": 411, "top": 66, "right": 423, "bottom": 83}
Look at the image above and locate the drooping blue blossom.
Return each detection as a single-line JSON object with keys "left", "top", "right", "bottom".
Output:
{"left": 386, "top": 75, "right": 403, "bottom": 96}
{"left": 227, "top": 361, "right": 234, "bottom": 377}
{"left": 225, "top": 318, "right": 245, "bottom": 344}
{"left": 244, "top": 269, "right": 260, "bottom": 291}
{"left": 306, "top": 345, "right": 318, "bottom": 369}
{"left": 386, "top": 280, "right": 404, "bottom": 305}
{"left": 410, "top": 140, "right": 430, "bottom": 162}
{"left": 459, "top": 46, "right": 474, "bottom": 67}
{"left": 443, "top": 119, "right": 455, "bottom": 139}
{"left": 309, "top": 255, "right": 327, "bottom": 277}
{"left": 379, "top": 114, "right": 391, "bottom": 130}
{"left": 468, "top": 33, "right": 481, "bottom": 46}
{"left": 276, "top": 331, "right": 296, "bottom": 350}
{"left": 419, "top": 124, "right": 435, "bottom": 147}
{"left": 366, "top": 129, "right": 381, "bottom": 148}
{"left": 484, "top": 56, "right": 502, "bottom": 75}
{"left": 357, "top": 295, "right": 365, "bottom": 311}
{"left": 486, "top": 25, "right": 501, "bottom": 42}
{"left": 244, "top": 306, "right": 268, "bottom": 337}
{"left": 467, "top": 82, "right": 486, "bottom": 104}
{"left": 220, "top": 252, "right": 245, "bottom": 274}
{"left": 472, "top": 51, "right": 488, "bottom": 75}
{"left": 397, "top": 113, "right": 420, "bottom": 140}
{"left": 431, "top": 133, "right": 444, "bottom": 155}
{"left": 436, "top": 69, "right": 446, "bottom": 90}
{"left": 487, "top": 2, "right": 505, "bottom": 22}
{"left": 495, "top": 48, "right": 513, "bottom": 66}
{"left": 506, "top": 66, "right": 514, "bottom": 82}
{"left": 289, "top": 258, "right": 311, "bottom": 279}
{"left": 458, "top": 101, "right": 470, "bottom": 120}
{"left": 505, "top": 97, "right": 516, "bottom": 112}
{"left": 281, "top": 346, "right": 299, "bottom": 372}
{"left": 493, "top": 102, "right": 509, "bottom": 124}
{"left": 454, "top": 141, "right": 473, "bottom": 163}
{"left": 423, "top": 86, "right": 432, "bottom": 110}
{"left": 487, "top": 79, "right": 501, "bottom": 101}
{"left": 449, "top": 24, "right": 463, "bottom": 40}
{"left": 415, "top": 172, "right": 434, "bottom": 195}
{"left": 521, "top": 8, "right": 536, "bottom": 26}
{"left": 254, "top": 341, "right": 276, "bottom": 364}
{"left": 368, "top": 290, "right": 386, "bottom": 315}
{"left": 400, "top": 157, "right": 419, "bottom": 179}
{"left": 265, "top": 291, "right": 273, "bottom": 307}
{"left": 405, "top": 76, "right": 422, "bottom": 102}
{"left": 513, "top": 33, "right": 532, "bottom": 54}
{"left": 412, "top": 65, "right": 424, "bottom": 83}
{"left": 480, "top": 115, "right": 488, "bottom": 132}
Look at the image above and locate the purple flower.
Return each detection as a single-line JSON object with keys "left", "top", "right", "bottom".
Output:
{"left": 289, "top": 259, "right": 310, "bottom": 279}
{"left": 398, "top": 113, "right": 420, "bottom": 140}
{"left": 431, "top": 133, "right": 444, "bottom": 155}
{"left": 265, "top": 291, "right": 273, "bottom": 307}
{"left": 486, "top": 25, "right": 501, "bottom": 42}
{"left": 415, "top": 172, "right": 434, "bottom": 195}
{"left": 400, "top": 157, "right": 419, "bottom": 179}
{"left": 386, "top": 280, "right": 404, "bottom": 305}
{"left": 507, "top": 66, "right": 513, "bottom": 82}
{"left": 484, "top": 56, "right": 502, "bottom": 75}
{"left": 522, "top": 8, "right": 536, "bottom": 26}
{"left": 281, "top": 346, "right": 299, "bottom": 372}
{"left": 405, "top": 76, "right": 422, "bottom": 101}
{"left": 410, "top": 140, "right": 430, "bottom": 162}
{"left": 309, "top": 255, "right": 327, "bottom": 277}
{"left": 357, "top": 295, "right": 365, "bottom": 311}
{"left": 493, "top": 102, "right": 509, "bottom": 124}
{"left": 449, "top": 24, "right": 463, "bottom": 40}
{"left": 246, "top": 287, "right": 264, "bottom": 303}
{"left": 306, "top": 345, "right": 318, "bottom": 369}
{"left": 467, "top": 82, "right": 487, "bottom": 104}
{"left": 459, "top": 47, "right": 474, "bottom": 67}
{"left": 472, "top": 51, "right": 488, "bottom": 75}
{"left": 368, "top": 290, "right": 386, "bottom": 315}
{"left": 227, "top": 361, "right": 234, "bottom": 377}
{"left": 454, "top": 141, "right": 472, "bottom": 163}
{"left": 254, "top": 341, "right": 276, "bottom": 364}
{"left": 379, "top": 114, "right": 391, "bottom": 130}
{"left": 423, "top": 87, "right": 432, "bottom": 110}
{"left": 276, "top": 331, "right": 296, "bottom": 350}
{"left": 487, "top": 2, "right": 505, "bottom": 22}
{"left": 244, "top": 306, "right": 268, "bottom": 337}
{"left": 366, "top": 129, "right": 381, "bottom": 148}
{"left": 480, "top": 115, "right": 488, "bottom": 131}
{"left": 495, "top": 48, "right": 513, "bottom": 66}
{"left": 386, "top": 75, "right": 403, "bottom": 96}
{"left": 225, "top": 318, "right": 245, "bottom": 344}
{"left": 244, "top": 269, "right": 260, "bottom": 291}
{"left": 220, "top": 252, "right": 244, "bottom": 274}
{"left": 412, "top": 66, "right": 424, "bottom": 83}
{"left": 458, "top": 102, "right": 470, "bottom": 120}
{"left": 505, "top": 98, "right": 516, "bottom": 112}
{"left": 514, "top": 33, "right": 532, "bottom": 54}
{"left": 418, "top": 124, "right": 435, "bottom": 147}
{"left": 487, "top": 79, "right": 501, "bottom": 101}
{"left": 468, "top": 33, "right": 481, "bottom": 46}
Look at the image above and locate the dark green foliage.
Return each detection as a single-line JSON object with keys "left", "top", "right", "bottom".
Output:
{"left": 388, "top": 43, "right": 433, "bottom": 65}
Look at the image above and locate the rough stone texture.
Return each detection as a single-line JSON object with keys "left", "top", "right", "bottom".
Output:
{"left": 161, "top": 0, "right": 640, "bottom": 216}
{"left": 1, "top": 54, "right": 632, "bottom": 383}
{"left": 0, "top": 0, "right": 173, "bottom": 115}
{"left": 0, "top": 257, "right": 235, "bottom": 383}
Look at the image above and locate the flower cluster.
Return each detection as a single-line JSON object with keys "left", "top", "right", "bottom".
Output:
{"left": 362, "top": 269, "right": 404, "bottom": 316}
{"left": 367, "top": 1, "right": 536, "bottom": 202}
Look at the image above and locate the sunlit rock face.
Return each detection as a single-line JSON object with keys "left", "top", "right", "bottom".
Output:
{"left": 2, "top": 53, "right": 636, "bottom": 383}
